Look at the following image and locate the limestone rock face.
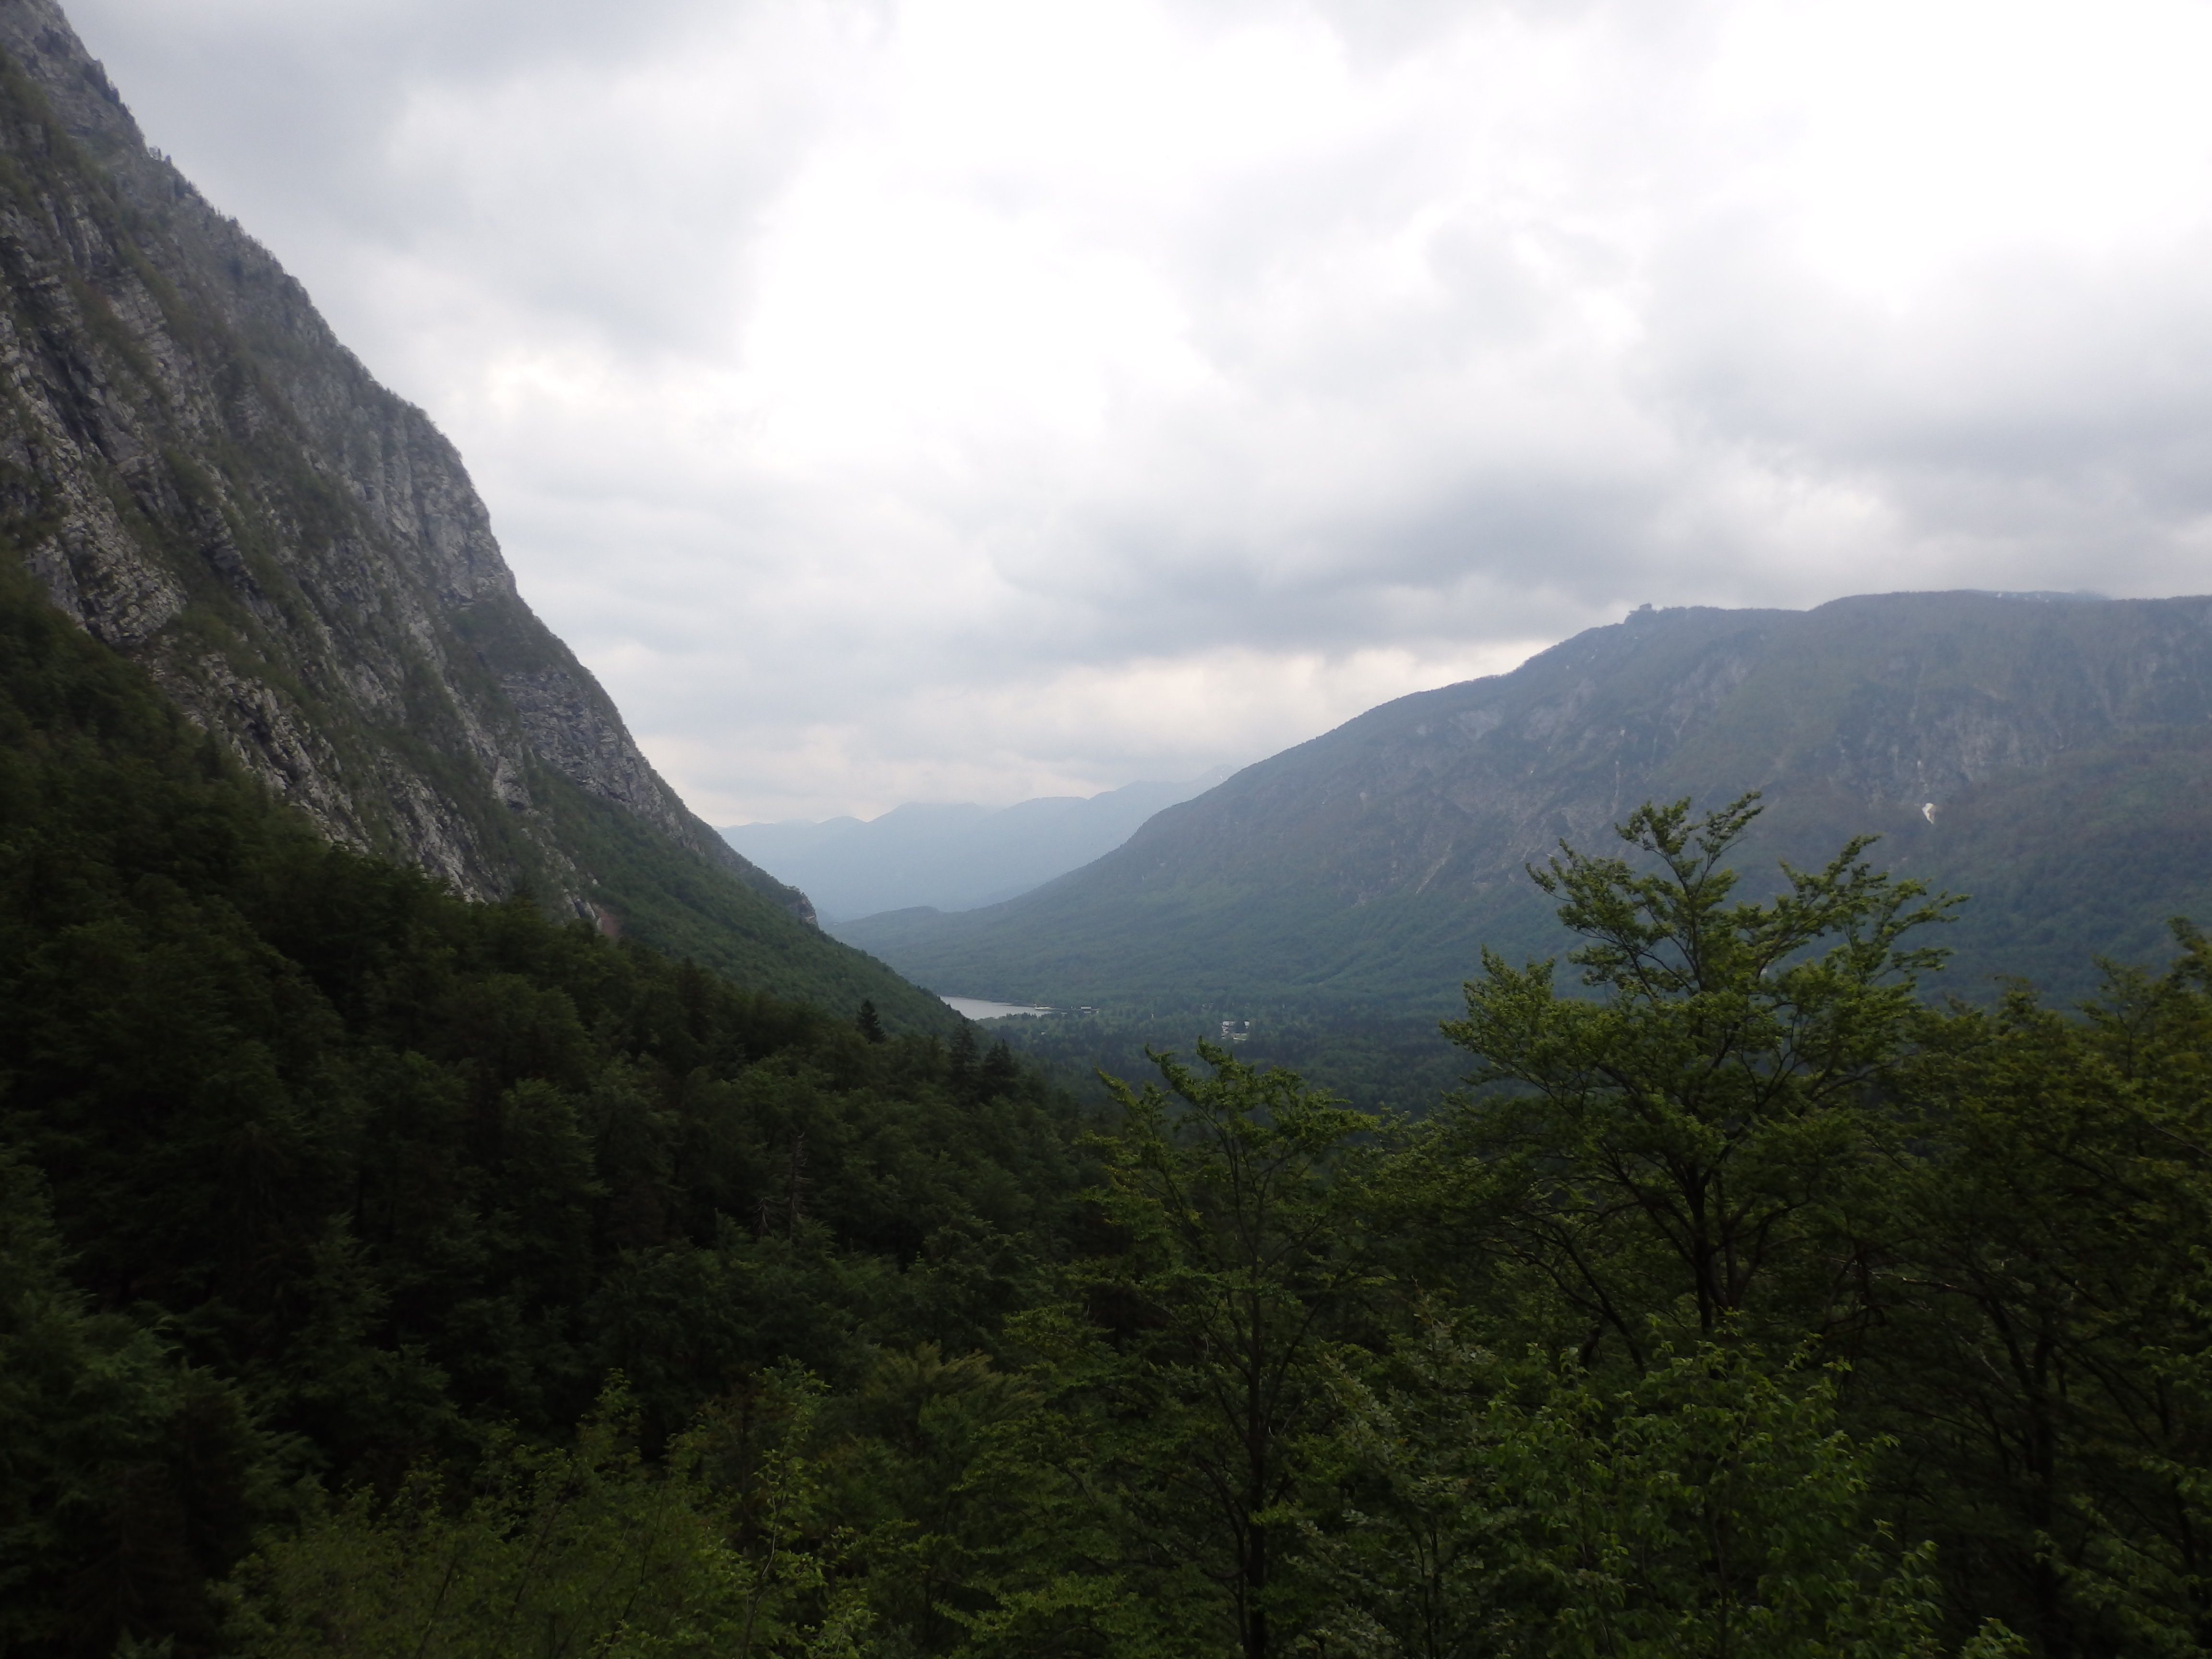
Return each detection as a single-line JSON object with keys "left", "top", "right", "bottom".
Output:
{"left": 0, "top": 0, "right": 812, "bottom": 925}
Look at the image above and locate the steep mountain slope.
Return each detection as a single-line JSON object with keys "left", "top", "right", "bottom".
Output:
{"left": 0, "top": 0, "right": 943, "bottom": 1024}
{"left": 727, "top": 770, "right": 1230, "bottom": 922}
{"left": 841, "top": 592, "right": 2212, "bottom": 1011}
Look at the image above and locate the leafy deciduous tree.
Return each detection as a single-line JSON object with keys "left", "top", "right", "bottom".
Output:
{"left": 1091, "top": 1043, "right": 1391, "bottom": 1659}
{"left": 1440, "top": 795, "right": 1955, "bottom": 1354}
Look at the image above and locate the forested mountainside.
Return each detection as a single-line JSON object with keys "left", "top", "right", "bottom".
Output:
{"left": 842, "top": 590, "right": 2212, "bottom": 1021}
{"left": 16, "top": 560, "right": 2212, "bottom": 1658}
{"left": 0, "top": 0, "right": 942, "bottom": 1020}
{"left": 14, "top": 5, "right": 2212, "bottom": 1655}
{"left": 0, "top": 559, "right": 1088, "bottom": 1652}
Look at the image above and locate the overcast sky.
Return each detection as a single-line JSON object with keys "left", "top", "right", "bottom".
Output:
{"left": 66, "top": 0, "right": 2212, "bottom": 821}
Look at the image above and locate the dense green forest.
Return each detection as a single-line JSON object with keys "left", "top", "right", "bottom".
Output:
{"left": 987, "top": 1001, "right": 1470, "bottom": 1118}
{"left": 8, "top": 565, "right": 2212, "bottom": 1658}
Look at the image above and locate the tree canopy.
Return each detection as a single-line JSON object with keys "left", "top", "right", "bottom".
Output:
{"left": 7, "top": 580, "right": 2209, "bottom": 1658}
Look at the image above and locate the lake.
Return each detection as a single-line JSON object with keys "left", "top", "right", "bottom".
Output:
{"left": 940, "top": 995, "right": 1053, "bottom": 1020}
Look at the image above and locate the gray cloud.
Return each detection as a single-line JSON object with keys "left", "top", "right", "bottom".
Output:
{"left": 62, "top": 0, "right": 2212, "bottom": 819}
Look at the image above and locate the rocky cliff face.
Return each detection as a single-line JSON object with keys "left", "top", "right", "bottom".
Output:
{"left": 840, "top": 591, "right": 2212, "bottom": 1008}
{"left": 0, "top": 0, "right": 816, "bottom": 930}
{"left": 1137, "top": 591, "right": 2212, "bottom": 901}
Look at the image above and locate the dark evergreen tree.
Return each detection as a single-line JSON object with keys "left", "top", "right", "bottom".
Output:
{"left": 6, "top": 559, "right": 2203, "bottom": 1659}
{"left": 979, "top": 1037, "right": 1021, "bottom": 1098}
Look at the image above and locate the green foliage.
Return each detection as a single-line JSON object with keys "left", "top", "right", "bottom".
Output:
{"left": 823, "top": 1343, "right": 1088, "bottom": 1656}
{"left": 840, "top": 600, "right": 2212, "bottom": 1093}
{"left": 1310, "top": 1328, "right": 1964, "bottom": 1658}
{"left": 20, "top": 29, "right": 2206, "bottom": 1651}
{"left": 528, "top": 748, "right": 952, "bottom": 1032}
{"left": 5, "top": 565, "right": 2205, "bottom": 1659}
{"left": 1437, "top": 795, "right": 1954, "bottom": 1348}
{"left": 224, "top": 1375, "right": 866, "bottom": 1658}
{"left": 0, "top": 569, "right": 1089, "bottom": 1651}
{"left": 1491, "top": 1347, "right": 1941, "bottom": 1659}
{"left": 1857, "top": 925, "right": 2212, "bottom": 1655}
{"left": 0, "top": 1149, "right": 276, "bottom": 1659}
{"left": 985, "top": 1001, "right": 1469, "bottom": 1116}
{"left": 1082, "top": 1044, "right": 1394, "bottom": 1658}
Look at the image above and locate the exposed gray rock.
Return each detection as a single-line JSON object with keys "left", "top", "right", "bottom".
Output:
{"left": 0, "top": 0, "right": 813, "bottom": 924}
{"left": 840, "top": 590, "right": 2212, "bottom": 1009}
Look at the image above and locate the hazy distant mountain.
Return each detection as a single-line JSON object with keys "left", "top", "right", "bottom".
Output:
{"left": 838, "top": 591, "right": 2212, "bottom": 1012}
{"left": 725, "top": 770, "right": 1231, "bottom": 923}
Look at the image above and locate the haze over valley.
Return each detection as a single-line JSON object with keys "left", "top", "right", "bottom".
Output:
{"left": 62, "top": 0, "right": 2212, "bottom": 827}
{"left": 8, "top": 4, "right": 2212, "bottom": 1655}
{"left": 722, "top": 767, "right": 1230, "bottom": 923}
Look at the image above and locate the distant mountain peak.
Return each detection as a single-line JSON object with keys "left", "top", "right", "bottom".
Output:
{"left": 728, "top": 769, "right": 1235, "bottom": 923}
{"left": 840, "top": 590, "right": 2212, "bottom": 1011}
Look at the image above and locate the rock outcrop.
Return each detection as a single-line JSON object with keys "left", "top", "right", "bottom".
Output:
{"left": 840, "top": 590, "right": 2212, "bottom": 1009}
{"left": 0, "top": 0, "right": 817, "bottom": 929}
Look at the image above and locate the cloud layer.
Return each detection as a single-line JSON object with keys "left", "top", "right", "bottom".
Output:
{"left": 67, "top": 0, "right": 2212, "bottom": 818}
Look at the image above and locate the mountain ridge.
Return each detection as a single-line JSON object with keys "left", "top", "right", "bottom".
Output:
{"left": 728, "top": 769, "right": 1231, "bottom": 922}
{"left": 0, "top": 0, "right": 946, "bottom": 1025}
{"left": 840, "top": 590, "right": 2212, "bottom": 1012}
